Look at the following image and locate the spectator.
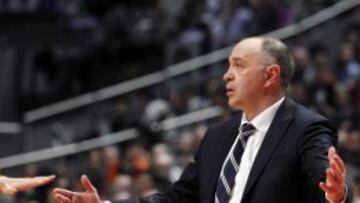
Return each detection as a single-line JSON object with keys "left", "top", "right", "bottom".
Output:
{"left": 337, "top": 41, "right": 360, "bottom": 86}
{"left": 353, "top": 173, "right": 360, "bottom": 203}
{"left": 110, "top": 175, "right": 133, "bottom": 201}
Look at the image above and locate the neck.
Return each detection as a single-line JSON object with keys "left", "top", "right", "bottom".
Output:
{"left": 243, "top": 92, "right": 284, "bottom": 121}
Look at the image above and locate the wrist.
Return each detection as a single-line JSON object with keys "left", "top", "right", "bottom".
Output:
{"left": 328, "top": 186, "right": 347, "bottom": 203}
{"left": 335, "top": 187, "right": 347, "bottom": 203}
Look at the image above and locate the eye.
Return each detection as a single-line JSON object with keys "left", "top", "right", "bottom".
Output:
{"left": 234, "top": 62, "right": 243, "bottom": 68}
{"left": 229, "top": 58, "right": 244, "bottom": 68}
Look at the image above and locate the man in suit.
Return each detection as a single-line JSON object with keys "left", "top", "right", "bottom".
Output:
{"left": 53, "top": 37, "right": 352, "bottom": 203}
{"left": 0, "top": 175, "right": 55, "bottom": 196}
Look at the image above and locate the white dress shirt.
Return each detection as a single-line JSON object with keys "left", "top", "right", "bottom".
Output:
{"left": 228, "top": 97, "right": 285, "bottom": 203}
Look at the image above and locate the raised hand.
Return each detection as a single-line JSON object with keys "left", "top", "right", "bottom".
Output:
{"left": 0, "top": 175, "right": 55, "bottom": 196}
{"left": 53, "top": 175, "right": 102, "bottom": 203}
{"left": 319, "top": 146, "right": 346, "bottom": 203}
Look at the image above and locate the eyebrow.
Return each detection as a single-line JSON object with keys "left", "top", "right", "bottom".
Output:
{"left": 228, "top": 57, "right": 245, "bottom": 64}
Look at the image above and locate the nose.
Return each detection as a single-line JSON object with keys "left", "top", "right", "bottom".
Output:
{"left": 223, "top": 67, "right": 233, "bottom": 82}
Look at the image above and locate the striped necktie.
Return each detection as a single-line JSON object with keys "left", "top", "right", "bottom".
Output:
{"left": 214, "top": 123, "right": 256, "bottom": 203}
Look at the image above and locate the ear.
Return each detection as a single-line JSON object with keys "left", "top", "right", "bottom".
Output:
{"left": 264, "top": 64, "right": 281, "bottom": 87}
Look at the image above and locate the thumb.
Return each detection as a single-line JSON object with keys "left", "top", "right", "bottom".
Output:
{"left": 81, "top": 175, "right": 97, "bottom": 193}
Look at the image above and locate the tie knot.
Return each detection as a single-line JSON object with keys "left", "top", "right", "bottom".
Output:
{"left": 240, "top": 123, "right": 256, "bottom": 140}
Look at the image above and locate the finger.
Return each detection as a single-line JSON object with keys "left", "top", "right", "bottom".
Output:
{"left": 54, "top": 193, "right": 72, "bottom": 203}
{"left": 326, "top": 168, "right": 340, "bottom": 186}
{"left": 319, "top": 182, "right": 335, "bottom": 194}
{"left": 53, "top": 188, "right": 75, "bottom": 199}
{"left": 14, "top": 175, "right": 56, "bottom": 191}
{"left": 332, "top": 154, "right": 346, "bottom": 174}
{"left": 29, "top": 175, "right": 56, "bottom": 187}
{"left": 319, "top": 182, "right": 327, "bottom": 192}
{"left": 329, "top": 161, "right": 344, "bottom": 183}
{"left": 54, "top": 194, "right": 71, "bottom": 203}
{"left": 328, "top": 146, "right": 336, "bottom": 160}
{"left": 81, "top": 175, "right": 97, "bottom": 193}
{"left": 10, "top": 176, "right": 53, "bottom": 183}
{"left": 330, "top": 159, "right": 343, "bottom": 177}
{"left": 36, "top": 175, "right": 56, "bottom": 184}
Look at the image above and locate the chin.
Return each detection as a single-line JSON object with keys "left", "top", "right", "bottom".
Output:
{"left": 228, "top": 98, "right": 242, "bottom": 110}
{"left": 227, "top": 99, "right": 242, "bottom": 110}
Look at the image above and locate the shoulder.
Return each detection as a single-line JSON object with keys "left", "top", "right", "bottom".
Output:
{"left": 287, "top": 99, "right": 331, "bottom": 126}
{"left": 287, "top": 99, "right": 336, "bottom": 139}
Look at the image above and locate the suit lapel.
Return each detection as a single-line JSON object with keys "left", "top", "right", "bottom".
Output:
{"left": 241, "top": 98, "right": 296, "bottom": 202}
{"left": 206, "top": 114, "right": 243, "bottom": 203}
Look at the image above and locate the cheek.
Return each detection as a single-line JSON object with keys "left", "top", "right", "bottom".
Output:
{"left": 237, "top": 72, "right": 263, "bottom": 91}
{"left": 248, "top": 70, "right": 265, "bottom": 84}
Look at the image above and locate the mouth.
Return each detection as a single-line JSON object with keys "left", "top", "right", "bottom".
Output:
{"left": 226, "top": 88, "right": 234, "bottom": 97}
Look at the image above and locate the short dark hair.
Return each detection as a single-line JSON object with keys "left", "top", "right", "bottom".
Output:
{"left": 261, "top": 37, "right": 295, "bottom": 89}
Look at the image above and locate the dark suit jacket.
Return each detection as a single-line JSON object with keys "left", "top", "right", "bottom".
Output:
{"left": 117, "top": 98, "right": 352, "bottom": 203}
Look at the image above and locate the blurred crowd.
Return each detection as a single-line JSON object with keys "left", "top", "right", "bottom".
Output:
{"left": 0, "top": 0, "right": 359, "bottom": 203}
{"left": 21, "top": 0, "right": 341, "bottom": 110}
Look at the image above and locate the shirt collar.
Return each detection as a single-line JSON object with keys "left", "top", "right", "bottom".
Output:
{"left": 241, "top": 97, "right": 285, "bottom": 133}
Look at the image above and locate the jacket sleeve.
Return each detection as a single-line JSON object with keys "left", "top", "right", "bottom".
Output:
{"left": 298, "top": 119, "right": 353, "bottom": 203}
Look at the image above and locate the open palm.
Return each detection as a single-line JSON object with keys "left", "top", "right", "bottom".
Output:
{"left": 53, "top": 175, "right": 102, "bottom": 203}
{"left": 319, "top": 147, "right": 346, "bottom": 203}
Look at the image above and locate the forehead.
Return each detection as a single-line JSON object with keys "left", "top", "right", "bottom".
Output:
{"left": 230, "top": 38, "right": 264, "bottom": 60}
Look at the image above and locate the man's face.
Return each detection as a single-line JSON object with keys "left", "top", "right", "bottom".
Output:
{"left": 223, "top": 38, "right": 268, "bottom": 110}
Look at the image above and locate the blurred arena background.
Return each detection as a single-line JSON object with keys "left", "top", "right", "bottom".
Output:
{"left": 0, "top": 0, "right": 359, "bottom": 202}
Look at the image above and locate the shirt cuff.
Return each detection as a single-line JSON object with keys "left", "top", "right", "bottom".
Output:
{"left": 325, "top": 186, "right": 347, "bottom": 203}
